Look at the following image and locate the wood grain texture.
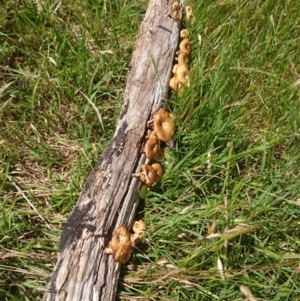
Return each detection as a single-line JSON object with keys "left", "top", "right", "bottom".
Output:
{"left": 43, "top": 0, "right": 183, "bottom": 300}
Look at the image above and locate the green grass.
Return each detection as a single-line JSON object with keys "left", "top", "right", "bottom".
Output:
{"left": 1, "top": 0, "right": 300, "bottom": 300}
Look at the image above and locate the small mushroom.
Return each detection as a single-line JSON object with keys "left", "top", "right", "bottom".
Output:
{"left": 132, "top": 164, "right": 157, "bottom": 190}
{"left": 187, "top": 13, "right": 195, "bottom": 24}
{"left": 172, "top": 1, "right": 180, "bottom": 11}
{"left": 185, "top": 5, "right": 193, "bottom": 15}
{"left": 172, "top": 10, "right": 180, "bottom": 21}
{"left": 132, "top": 162, "right": 164, "bottom": 190}
{"left": 176, "top": 64, "right": 189, "bottom": 85}
{"left": 169, "top": 75, "right": 181, "bottom": 91}
{"left": 131, "top": 220, "right": 146, "bottom": 246}
{"left": 153, "top": 109, "right": 175, "bottom": 142}
{"left": 169, "top": 1, "right": 181, "bottom": 21}
{"left": 178, "top": 38, "right": 191, "bottom": 56}
{"left": 144, "top": 130, "right": 160, "bottom": 160}
{"left": 176, "top": 52, "right": 189, "bottom": 65}
{"left": 172, "top": 64, "right": 178, "bottom": 74}
{"left": 180, "top": 29, "right": 189, "bottom": 38}
{"left": 132, "top": 220, "right": 146, "bottom": 235}
{"left": 151, "top": 162, "right": 164, "bottom": 183}
{"left": 186, "top": 6, "right": 195, "bottom": 24}
{"left": 170, "top": 64, "right": 188, "bottom": 95}
{"left": 105, "top": 226, "right": 132, "bottom": 264}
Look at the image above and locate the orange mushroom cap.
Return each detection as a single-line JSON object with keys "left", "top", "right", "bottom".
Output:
{"left": 186, "top": 6, "right": 195, "bottom": 23}
{"left": 132, "top": 220, "right": 146, "bottom": 235}
{"left": 176, "top": 52, "right": 189, "bottom": 65}
{"left": 187, "top": 12, "right": 195, "bottom": 24}
{"left": 171, "top": 10, "right": 180, "bottom": 21}
{"left": 172, "top": 1, "right": 180, "bottom": 11}
{"left": 169, "top": 75, "right": 181, "bottom": 91}
{"left": 179, "top": 38, "right": 191, "bottom": 56}
{"left": 186, "top": 5, "right": 193, "bottom": 14}
{"left": 151, "top": 162, "right": 164, "bottom": 183}
{"left": 132, "top": 164, "right": 157, "bottom": 190}
{"left": 144, "top": 130, "right": 160, "bottom": 160}
{"left": 131, "top": 220, "right": 146, "bottom": 245}
{"left": 141, "top": 164, "right": 157, "bottom": 188}
{"left": 172, "top": 64, "right": 178, "bottom": 75}
{"left": 176, "top": 64, "right": 189, "bottom": 84}
{"left": 105, "top": 226, "right": 132, "bottom": 264}
{"left": 169, "top": 1, "right": 180, "bottom": 21}
{"left": 153, "top": 109, "right": 175, "bottom": 142}
{"left": 113, "top": 241, "right": 132, "bottom": 264}
{"left": 180, "top": 29, "right": 189, "bottom": 38}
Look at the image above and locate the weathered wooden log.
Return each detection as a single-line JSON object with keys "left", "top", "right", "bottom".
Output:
{"left": 43, "top": 0, "right": 183, "bottom": 300}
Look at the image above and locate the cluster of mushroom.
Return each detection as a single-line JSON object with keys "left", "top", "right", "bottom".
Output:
{"left": 132, "top": 162, "right": 164, "bottom": 191}
{"left": 186, "top": 5, "right": 195, "bottom": 24}
{"left": 132, "top": 108, "right": 175, "bottom": 191}
{"left": 169, "top": 4, "right": 195, "bottom": 96}
{"left": 169, "top": 1, "right": 181, "bottom": 21}
{"left": 169, "top": 36, "right": 191, "bottom": 96}
{"left": 106, "top": 109, "right": 175, "bottom": 264}
{"left": 105, "top": 220, "right": 145, "bottom": 264}
{"left": 105, "top": 3, "right": 195, "bottom": 265}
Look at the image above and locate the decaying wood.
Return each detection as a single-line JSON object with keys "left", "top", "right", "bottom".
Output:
{"left": 43, "top": 0, "right": 183, "bottom": 300}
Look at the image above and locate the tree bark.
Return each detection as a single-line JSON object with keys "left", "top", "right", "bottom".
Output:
{"left": 43, "top": 0, "right": 182, "bottom": 300}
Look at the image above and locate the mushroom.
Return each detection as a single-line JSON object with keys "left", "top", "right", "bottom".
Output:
{"left": 169, "top": 75, "right": 181, "bottom": 91}
{"left": 172, "top": 1, "right": 180, "bottom": 11}
{"left": 176, "top": 52, "right": 189, "bottom": 65}
{"left": 105, "top": 226, "right": 132, "bottom": 264}
{"left": 187, "top": 13, "right": 195, "bottom": 24}
{"left": 131, "top": 220, "right": 146, "bottom": 246}
{"left": 172, "top": 64, "right": 178, "bottom": 75}
{"left": 151, "top": 162, "right": 164, "bottom": 183}
{"left": 132, "top": 164, "right": 157, "bottom": 190}
{"left": 153, "top": 108, "right": 175, "bottom": 142}
{"left": 176, "top": 64, "right": 189, "bottom": 85}
{"left": 144, "top": 130, "right": 160, "bottom": 160}
{"left": 169, "top": 1, "right": 181, "bottom": 21}
{"left": 180, "top": 29, "right": 189, "bottom": 38}
{"left": 185, "top": 5, "right": 193, "bottom": 15}
{"left": 178, "top": 38, "right": 191, "bottom": 56}
{"left": 172, "top": 41, "right": 190, "bottom": 95}
{"left": 132, "top": 162, "right": 164, "bottom": 190}
{"left": 186, "top": 6, "right": 195, "bottom": 24}
{"left": 172, "top": 10, "right": 180, "bottom": 21}
{"left": 170, "top": 56, "right": 187, "bottom": 94}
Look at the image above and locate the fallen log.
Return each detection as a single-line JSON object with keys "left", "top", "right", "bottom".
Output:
{"left": 43, "top": 0, "right": 183, "bottom": 300}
